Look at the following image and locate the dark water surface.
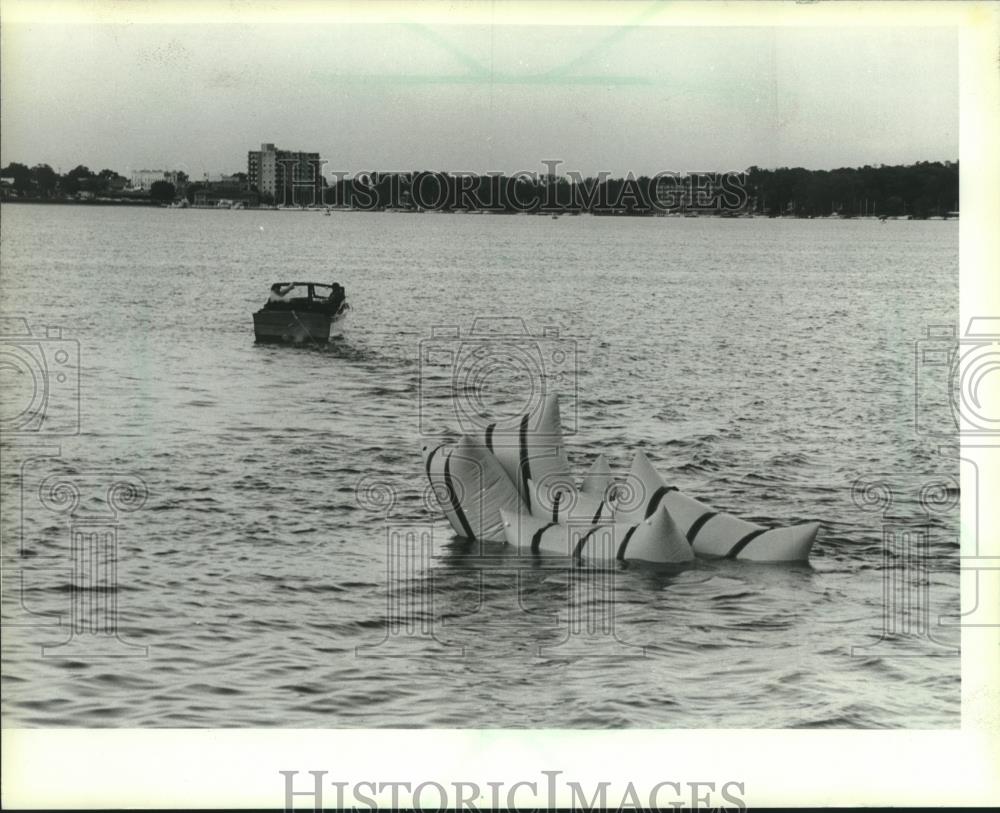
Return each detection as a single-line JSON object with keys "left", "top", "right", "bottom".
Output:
{"left": 1, "top": 204, "right": 959, "bottom": 727}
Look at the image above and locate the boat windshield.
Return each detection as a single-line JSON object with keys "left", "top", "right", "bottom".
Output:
{"left": 268, "top": 283, "right": 305, "bottom": 301}
{"left": 264, "top": 282, "right": 344, "bottom": 310}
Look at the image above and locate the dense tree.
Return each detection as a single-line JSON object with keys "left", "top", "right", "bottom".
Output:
{"left": 65, "top": 165, "right": 94, "bottom": 181}
{"left": 185, "top": 182, "right": 204, "bottom": 204}
{"left": 149, "top": 181, "right": 176, "bottom": 204}
{"left": 312, "top": 162, "right": 955, "bottom": 216}
{"left": 30, "top": 164, "right": 59, "bottom": 197}
{"left": 61, "top": 165, "right": 96, "bottom": 196}
{"left": 95, "top": 168, "right": 118, "bottom": 193}
{"left": 747, "top": 161, "right": 958, "bottom": 218}
{"left": 1, "top": 162, "right": 33, "bottom": 193}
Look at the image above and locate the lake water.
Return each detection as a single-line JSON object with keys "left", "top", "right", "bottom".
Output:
{"left": 1, "top": 204, "right": 960, "bottom": 728}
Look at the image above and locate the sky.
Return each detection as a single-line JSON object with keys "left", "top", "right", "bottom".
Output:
{"left": 0, "top": 12, "right": 957, "bottom": 179}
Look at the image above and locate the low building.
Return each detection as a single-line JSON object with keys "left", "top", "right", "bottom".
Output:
{"left": 201, "top": 172, "right": 242, "bottom": 185}
{"left": 192, "top": 181, "right": 259, "bottom": 208}
{"left": 130, "top": 169, "right": 184, "bottom": 191}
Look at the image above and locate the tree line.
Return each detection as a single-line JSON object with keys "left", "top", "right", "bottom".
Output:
{"left": 0, "top": 162, "right": 187, "bottom": 203}
{"left": 2, "top": 159, "right": 958, "bottom": 217}
{"left": 745, "top": 161, "right": 958, "bottom": 218}
{"left": 316, "top": 161, "right": 958, "bottom": 217}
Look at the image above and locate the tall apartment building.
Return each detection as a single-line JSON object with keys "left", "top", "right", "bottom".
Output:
{"left": 247, "top": 143, "right": 324, "bottom": 205}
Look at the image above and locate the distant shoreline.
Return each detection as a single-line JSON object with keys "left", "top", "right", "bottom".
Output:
{"left": 0, "top": 199, "right": 959, "bottom": 220}
{"left": 1, "top": 198, "right": 161, "bottom": 207}
{"left": 1, "top": 160, "right": 959, "bottom": 218}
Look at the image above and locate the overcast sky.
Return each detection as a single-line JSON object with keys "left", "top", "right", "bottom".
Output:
{"left": 1, "top": 20, "right": 956, "bottom": 178}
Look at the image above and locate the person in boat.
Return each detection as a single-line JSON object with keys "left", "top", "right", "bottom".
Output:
{"left": 326, "top": 283, "right": 345, "bottom": 311}
{"left": 268, "top": 283, "right": 295, "bottom": 304}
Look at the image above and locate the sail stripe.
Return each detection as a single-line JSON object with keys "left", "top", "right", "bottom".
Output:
{"left": 643, "top": 485, "right": 678, "bottom": 520}
{"left": 572, "top": 526, "right": 601, "bottom": 559}
{"left": 443, "top": 451, "right": 476, "bottom": 541}
{"left": 686, "top": 511, "right": 718, "bottom": 545}
{"left": 518, "top": 414, "right": 532, "bottom": 511}
{"left": 616, "top": 524, "right": 639, "bottom": 560}
{"left": 592, "top": 500, "right": 605, "bottom": 525}
{"left": 424, "top": 444, "right": 444, "bottom": 483}
{"left": 726, "top": 528, "right": 768, "bottom": 559}
{"left": 531, "top": 522, "right": 557, "bottom": 552}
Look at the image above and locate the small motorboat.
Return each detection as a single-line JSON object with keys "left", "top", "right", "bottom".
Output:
{"left": 253, "top": 282, "right": 348, "bottom": 344}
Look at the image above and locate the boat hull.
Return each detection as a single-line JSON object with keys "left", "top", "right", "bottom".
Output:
{"left": 252, "top": 309, "right": 342, "bottom": 344}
